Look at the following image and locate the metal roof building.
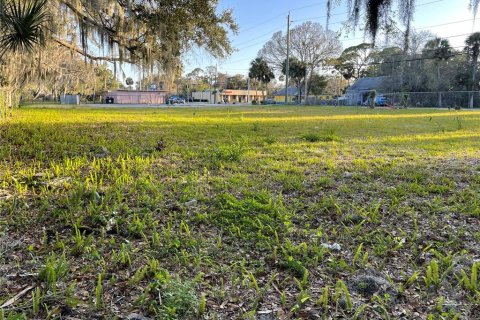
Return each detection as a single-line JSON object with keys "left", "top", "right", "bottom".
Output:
{"left": 274, "top": 86, "right": 301, "bottom": 103}
{"left": 345, "top": 76, "right": 389, "bottom": 105}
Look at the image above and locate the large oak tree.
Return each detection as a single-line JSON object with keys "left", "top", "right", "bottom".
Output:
{"left": 259, "top": 22, "right": 341, "bottom": 102}
{"left": 0, "top": 0, "right": 237, "bottom": 74}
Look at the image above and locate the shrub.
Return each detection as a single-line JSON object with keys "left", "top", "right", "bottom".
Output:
{"left": 369, "top": 90, "right": 377, "bottom": 109}
{"left": 402, "top": 93, "right": 409, "bottom": 109}
{"left": 302, "top": 133, "right": 321, "bottom": 142}
{"left": 302, "top": 129, "right": 340, "bottom": 142}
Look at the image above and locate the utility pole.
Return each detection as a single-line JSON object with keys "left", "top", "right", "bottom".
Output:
{"left": 247, "top": 77, "right": 250, "bottom": 103}
{"left": 285, "top": 12, "right": 291, "bottom": 105}
{"left": 140, "top": 65, "right": 144, "bottom": 91}
{"left": 215, "top": 63, "right": 219, "bottom": 104}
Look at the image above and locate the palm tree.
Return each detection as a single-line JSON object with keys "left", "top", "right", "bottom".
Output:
{"left": 0, "top": 0, "right": 49, "bottom": 57}
{"left": 282, "top": 58, "right": 306, "bottom": 103}
{"left": 248, "top": 57, "right": 274, "bottom": 103}
{"left": 0, "top": 0, "right": 48, "bottom": 116}
{"left": 465, "top": 32, "right": 480, "bottom": 108}
{"left": 423, "top": 38, "right": 453, "bottom": 107}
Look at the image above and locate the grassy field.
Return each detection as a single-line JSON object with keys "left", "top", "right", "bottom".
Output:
{"left": 0, "top": 106, "right": 479, "bottom": 319}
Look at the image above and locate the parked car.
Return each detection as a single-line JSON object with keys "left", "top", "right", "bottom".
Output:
{"left": 336, "top": 96, "right": 347, "bottom": 104}
{"left": 167, "top": 96, "right": 186, "bottom": 104}
{"left": 264, "top": 98, "right": 276, "bottom": 105}
{"left": 363, "top": 95, "right": 387, "bottom": 106}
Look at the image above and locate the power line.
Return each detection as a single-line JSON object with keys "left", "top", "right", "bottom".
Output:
{"left": 221, "top": 34, "right": 472, "bottom": 73}
{"left": 214, "top": 0, "right": 466, "bottom": 75}
{"left": 224, "top": 33, "right": 470, "bottom": 70}
{"left": 219, "top": 40, "right": 472, "bottom": 75}
{"left": 232, "top": 13, "right": 348, "bottom": 49}
{"left": 233, "top": 0, "right": 459, "bottom": 53}
{"left": 414, "top": 0, "right": 446, "bottom": 7}
{"left": 231, "top": 11, "right": 348, "bottom": 48}
{"left": 238, "top": 1, "right": 329, "bottom": 34}
{"left": 234, "top": 20, "right": 474, "bottom": 56}
{"left": 233, "top": 24, "right": 286, "bottom": 47}
{"left": 367, "top": 51, "right": 468, "bottom": 66}
{"left": 236, "top": 0, "right": 445, "bottom": 36}
{"left": 233, "top": 11, "right": 354, "bottom": 51}
{"left": 233, "top": 17, "right": 350, "bottom": 53}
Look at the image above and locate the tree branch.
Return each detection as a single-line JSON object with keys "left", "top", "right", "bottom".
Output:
{"left": 58, "top": 0, "right": 145, "bottom": 59}
{"left": 53, "top": 38, "right": 133, "bottom": 63}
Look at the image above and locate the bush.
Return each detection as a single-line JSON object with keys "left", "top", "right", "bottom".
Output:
{"left": 252, "top": 100, "right": 258, "bottom": 105}
{"left": 402, "top": 93, "right": 410, "bottom": 109}
{"left": 369, "top": 90, "right": 377, "bottom": 109}
{"left": 302, "top": 129, "right": 340, "bottom": 142}
{"left": 302, "top": 133, "right": 321, "bottom": 142}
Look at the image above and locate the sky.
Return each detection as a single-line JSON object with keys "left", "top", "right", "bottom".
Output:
{"left": 181, "top": 0, "right": 480, "bottom": 79}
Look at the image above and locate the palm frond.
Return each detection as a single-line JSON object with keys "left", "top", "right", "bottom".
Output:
{"left": 0, "top": 0, "right": 49, "bottom": 56}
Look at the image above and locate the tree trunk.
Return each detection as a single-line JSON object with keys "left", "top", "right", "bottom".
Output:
{"left": 297, "top": 80, "right": 301, "bottom": 104}
{"left": 470, "top": 58, "right": 477, "bottom": 109}
{"left": 437, "top": 63, "right": 442, "bottom": 108}
{"left": 304, "top": 68, "right": 310, "bottom": 105}
{"left": 437, "top": 63, "right": 440, "bottom": 84}
{"left": 262, "top": 81, "right": 266, "bottom": 102}
{"left": 307, "top": 67, "right": 315, "bottom": 96}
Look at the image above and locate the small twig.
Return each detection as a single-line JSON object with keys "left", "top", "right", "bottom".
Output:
{"left": 0, "top": 285, "right": 35, "bottom": 308}
{"left": 0, "top": 289, "right": 67, "bottom": 312}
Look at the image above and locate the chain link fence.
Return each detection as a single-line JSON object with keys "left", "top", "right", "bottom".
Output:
{"left": 380, "top": 91, "right": 480, "bottom": 109}
{"left": 305, "top": 96, "right": 341, "bottom": 106}
{"left": 304, "top": 91, "right": 480, "bottom": 108}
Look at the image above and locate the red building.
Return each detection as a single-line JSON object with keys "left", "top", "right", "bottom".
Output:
{"left": 106, "top": 90, "right": 168, "bottom": 104}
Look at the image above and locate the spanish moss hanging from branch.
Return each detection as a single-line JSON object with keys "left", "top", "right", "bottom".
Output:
{"left": 324, "top": 0, "right": 432, "bottom": 48}
{"left": 471, "top": 0, "right": 480, "bottom": 18}
{"left": 349, "top": 0, "right": 363, "bottom": 27}
{"left": 326, "top": 0, "right": 332, "bottom": 30}
{"left": 365, "top": 0, "right": 392, "bottom": 42}
{"left": 399, "top": 0, "right": 415, "bottom": 52}
{"left": 1, "top": 0, "right": 237, "bottom": 77}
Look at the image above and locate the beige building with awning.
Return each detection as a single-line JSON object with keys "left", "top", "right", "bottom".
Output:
{"left": 221, "top": 89, "right": 266, "bottom": 103}
{"left": 192, "top": 89, "right": 267, "bottom": 103}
